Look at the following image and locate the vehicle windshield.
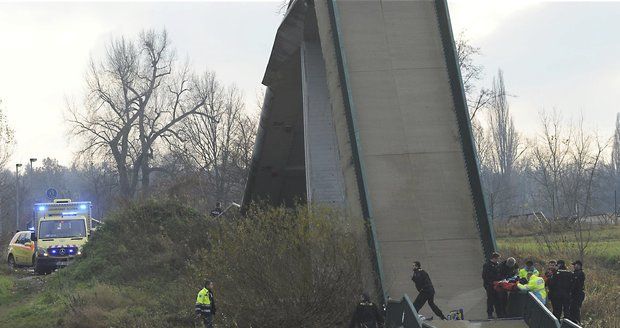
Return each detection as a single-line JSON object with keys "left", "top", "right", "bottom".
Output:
{"left": 39, "top": 219, "right": 86, "bottom": 238}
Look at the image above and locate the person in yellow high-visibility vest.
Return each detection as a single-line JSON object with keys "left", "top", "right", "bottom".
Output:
{"left": 518, "top": 260, "right": 539, "bottom": 279}
{"left": 517, "top": 272, "right": 547, "bottom": 305}
{"left": 195, "top": 280, "right": 216, "bottom": 328}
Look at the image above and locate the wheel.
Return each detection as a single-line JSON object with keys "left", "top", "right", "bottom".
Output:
{"left": 7, "top": 255, "right": 15, "bottom": 270}
{"left": 34, "top": 258, "right": 45, "bottom": 275}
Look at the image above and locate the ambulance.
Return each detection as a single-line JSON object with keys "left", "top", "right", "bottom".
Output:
{"left": 31, "top": 199, "right": 95, "bottom": 274}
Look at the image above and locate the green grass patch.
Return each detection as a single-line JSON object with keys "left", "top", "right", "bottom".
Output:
{"left": 498, "top": 225, "right": 620, "bottom": 328}
{"left": 0, "top": 289, "right": 63, "bottom": 328}
{"left": 0, "top": 273, "right": 14, "bottom": 305}
{"left": 497, "top": 225, "right": 620, "bottom": 267}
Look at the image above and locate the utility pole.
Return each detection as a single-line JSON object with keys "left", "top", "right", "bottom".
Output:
{"left": 615, "top": 190, "right": 617, "bottom": 215}
{"left": 15, "top": 163, "right": 22, "bottom": 231}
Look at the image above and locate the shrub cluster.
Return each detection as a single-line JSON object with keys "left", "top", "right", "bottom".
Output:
{"left": 58, "top": 201, "right": 364, "bottom": 327}
{"left": 197, "top": 205, "right": 364, "bottom": 327}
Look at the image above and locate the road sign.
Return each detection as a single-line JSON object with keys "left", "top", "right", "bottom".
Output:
{"left": 46, "top": 188, "right": 58, "bottom": 200}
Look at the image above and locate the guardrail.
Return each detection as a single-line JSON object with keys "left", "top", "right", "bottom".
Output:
{"left": 505, "top": 291, "right": 528, "bottom": 318}
{"left": 385, "top": 295, "right": 436, "bottom": 328}
{"left": 560, "top": 318, "right": 582, "bottom": 328}
{"left": 523, "top": 292, "right": 561, "bottom": 328}
{"left": 387, "top": 291, "right": 582, "bottom": 328}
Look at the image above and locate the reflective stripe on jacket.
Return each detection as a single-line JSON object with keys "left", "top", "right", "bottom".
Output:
{"left": 517, "top": 274, "right": 547, "bottom": 304}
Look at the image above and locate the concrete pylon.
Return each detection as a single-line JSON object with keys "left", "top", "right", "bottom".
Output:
{"left": 243, "top": 0, "right": 496, "bottom": 319}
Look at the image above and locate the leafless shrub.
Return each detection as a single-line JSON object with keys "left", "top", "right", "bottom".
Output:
{"left": 197, "top": 204, "right": 365, "bottom": 328}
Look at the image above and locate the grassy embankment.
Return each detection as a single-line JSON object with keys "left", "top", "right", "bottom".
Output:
{"left": 0, "top": 201, "right": 364, "bottom": 328}
{"left": 496, "top": 224, "right": 620, "bottom": 328}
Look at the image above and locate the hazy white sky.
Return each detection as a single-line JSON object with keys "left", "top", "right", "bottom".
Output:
{"left": 0, "top": 1, "right": 619, "bottom": 166}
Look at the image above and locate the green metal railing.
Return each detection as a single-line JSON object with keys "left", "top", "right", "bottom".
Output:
{"left": 385, "top": 295, "right": 436, "bottom": 328}
{"left": 523, "top": 292, "right": 561, "bottom": 328}
{"left": 386, "top": 298, "right": 405, "bottom": 327}
{"left": 560, "top": 318, "right": 582, "bottom": 328}
{"left": 505, "top": 291, "right": 528, "bottom": 318}
{"left": 386, "top": 292, "right": 584, "bottom": 328}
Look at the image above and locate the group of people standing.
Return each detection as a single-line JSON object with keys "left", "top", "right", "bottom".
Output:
{"left": 199, "top": 254, "right": 586, "bottom": 328}
{"left": 483, "top": 252, "right": 586, "bottom": 324}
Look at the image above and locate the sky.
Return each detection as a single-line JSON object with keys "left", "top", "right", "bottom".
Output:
{"left": 0, "top": 0, "right": 619, "bottom": 166}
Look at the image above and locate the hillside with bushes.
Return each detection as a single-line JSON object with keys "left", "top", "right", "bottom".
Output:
{"left": 0, "top": 201, "right": 365, "bottom": 328}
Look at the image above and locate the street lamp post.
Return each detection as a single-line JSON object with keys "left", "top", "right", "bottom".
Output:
{"left": 15, "top": 163, "right": 22, "bottom": 231}
{"left": 29, "top": 158, "right": 37, "bottom": 172}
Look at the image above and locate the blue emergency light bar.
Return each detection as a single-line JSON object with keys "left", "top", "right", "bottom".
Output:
{"left": 34, "top": 200, "right": 92, "bottom": 218}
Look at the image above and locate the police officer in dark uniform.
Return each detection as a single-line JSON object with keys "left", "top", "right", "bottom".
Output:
{"left": 411, "top": 261, "right": 447, "bottom": 320}
{"left": 548, "top": 260, "right": 572, "bottom": 319}
{"left": 210, "top": 202, "right": 223, "bottom": 217}
{"left": 568, "top": 260, "right": 585, "bottom": 324}
{"left": 482, "top": 252, "right": 503, "bottom": 319}
{"left": 349, "top": 293, "right": 384, "bottom": 328}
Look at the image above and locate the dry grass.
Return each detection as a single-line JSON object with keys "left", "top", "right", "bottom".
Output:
{"left": 62, "top": 283, "right": 153, "bottom": 328}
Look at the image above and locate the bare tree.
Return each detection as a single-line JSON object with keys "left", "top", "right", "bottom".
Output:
{"left": 530, "top": 110, "right": 572, "bottom": 219}
{"left": 69, "top": 30, "right": 215, "bottom": 198}
{"left": 455, "top": 32, "right": 493, "bottom": 120}
{"left": 565, "top": 119, "right": 610, "bottom": 260}
{"left": 277, "top": 0, "right": 293, "bottom": 15}
{"left": 75, "top": 161, "right": 118, "bottom": 219}
{"left": 474, "top": 70, "right": 524, "bottom": 219}
{"left": 488, "top": 70, "right": 523, "bottom": 178}
{"left": 529, "top": 112, "right": 609, "bottom": 259}
{"left": 0, "top": 101, "right": 14, "bottom": 169}
{"left": 0, "top": 100, "right": 15, "bottom": 235}
{"left": 611, "top": 113, "right": 620, "bottom": 210}
{"left": 169, "top": 82, "right": 257, "bottom": 206}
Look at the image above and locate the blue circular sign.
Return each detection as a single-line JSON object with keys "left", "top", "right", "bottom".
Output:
{"left": 46, "top": 188, "right": 58, "bottom": 200}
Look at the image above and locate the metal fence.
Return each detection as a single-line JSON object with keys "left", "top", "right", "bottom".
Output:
{"left": 385, "top": 295, "right": 436, "bottom": 328}
{"left": 560, "top": 318, "right": 582, "bottom": 328}
{"left": 523, "top": 292, "right": 561, "bottom": 328}
{"left": 505, "top": 291, "right": 528, "bottom": 318}
{"left": 387, "top": 291, "right": 582, "bottom": 328}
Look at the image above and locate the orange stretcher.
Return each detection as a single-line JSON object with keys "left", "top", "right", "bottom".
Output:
{"left": 493, "top": 280, "right": 519, "bottom": 292}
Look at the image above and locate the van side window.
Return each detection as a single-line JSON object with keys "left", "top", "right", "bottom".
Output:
{"left": 15, "top": 233, "right": 27, "bottom": 244}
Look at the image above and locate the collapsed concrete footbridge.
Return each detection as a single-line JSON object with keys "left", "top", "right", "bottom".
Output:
{"left": 242, "top": 1, "right": 582, "bottom": 327}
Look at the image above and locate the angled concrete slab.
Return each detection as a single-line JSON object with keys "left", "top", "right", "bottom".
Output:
{"left": 243, "top": 0, "right": 495, "bottom": 320}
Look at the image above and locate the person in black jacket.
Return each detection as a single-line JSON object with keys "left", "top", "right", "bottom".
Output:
{"left": 210, "top": 202, "right": 223, "bottom": 217}
{"left": 496, "top": 256, "right": 518, "bottom": 316}
{"left": 482, "top": 252, "right": 503, "bottom": 319}
{"left": 548, "top": 260, "right": 572, "bottom": 319}
{"left": 498, "top": 257, "right": 518, "bottom": 280}
{"left": 411, "top": 261, "right": 446, "bottom": 320}
{"left": 568, "top": 260, "right": 585, "bottom": 324}
{"left": 349, "top": 293, "right": 384, "bottom": 328}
